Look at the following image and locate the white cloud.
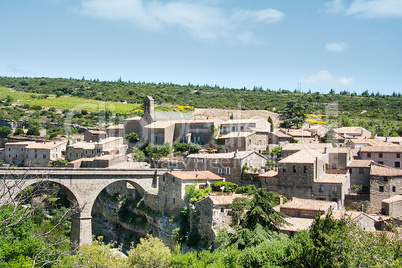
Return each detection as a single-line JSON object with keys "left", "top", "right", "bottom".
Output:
{"left": 300, "top": 70, "right": 354, "bottom": 87}
{"left": 324, "top": 0, "right": 402, "bottom": 18}
{"left": 78, "top": 0, "right": 284, "bottom": 42}
{"left": 325, "top": 42, "right": 349, "bottom": 52}
{"left": 324, "top": 0, "right": 345, "bottom": 14}
{"left": 346, "top": 0, "right": 402, "bottom": 18}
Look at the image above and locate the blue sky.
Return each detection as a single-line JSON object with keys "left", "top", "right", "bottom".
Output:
{"left": 1, "top": 0, "right": 401, "bottom": 95}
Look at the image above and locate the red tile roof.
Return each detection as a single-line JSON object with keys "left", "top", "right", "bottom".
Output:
{"left": 370, "top": 162, "right": 402, "bottom": 177}
{"left": 167, "top": 171, "right": 224, "bottom": 181}
{"left": 259, "top": 170, "right": 278, "bottom": 178}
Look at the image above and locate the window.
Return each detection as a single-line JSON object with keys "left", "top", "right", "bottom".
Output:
{"left": 359, "top": 168, "right": 364, "bottom": 174}
{"left": 283, "top": 167, "right": 286, "bottom": 173}
{"left": 303, "top": 166, "right": 307, "bottom": 173}
{"left": 196, "top": 127, "right": 199, "bottom": 133}
{"left": 379, "top": 186, "right": 384, "bottom": 192}
{"left": 265, "top": 178, "right": 268, "bottom": 183}
{"left": 232, "top": 126, "right": 236, "bottom": 132}
{"left": 20, "top": 148, "right": 24, "bottom": 152}
{"left": 378, "top": 161, "right": 384, "bottom": 165}
{"left": 293, "top": 165, "right": 296, "bottom": 173}
{"left": 332, "top": 164, "right": 337, "bottom": 169}
{"left": 367, "top": 153, "right": 371, "bottom": 157}
{"left": 172, "top": 177, "right": 175, "bottom": 182}
{"left": 392, "top": 186, "right": 396, "bottom": 192}
{"left": 379, "top": 153, "right": 383, "bottom": 158}
{"left": 384, "top": 177, "right": 388, "bottom": 182}
{"left": 173, "top": 198, "right": 175, "bottom": 205}
{"left": 34, "top": 149, "right": 37, "bottom": 153}
{"left": 35, "top": 154, "right": 37, "bottom": 159}
{"left": 194, "top": 158, "right": 198, "bottom": 163}
{"left": 226, "top": 167, "right": 230, "bottom": 174}
{"left": 26, "top": 154, "right": 28, "bottom": 158}
{"left": 397, "top": 153, "right": 401, "bottom": 158}
{"left": 162, "top": 176, "right": 165, "bottom": 182}
{"left": 350, "top": 168, "right": 353, "bottom": 174}
{"left": 43, "top": 154, "right": 46, "bottom": 159}
{"left": 194, "top": 169, "right": 198, "bottom": 171}
{"left": 197, "top": 137, "right": 200, "bottom": 142}
{"left": 218, "top": 168, "right": 223, "bottom": 174}
{"left": 201, "top": 158, "right": 206, "bottom": 163}
{"left": 395, "top": 162, "right": 401, "bottom": 168}
{"left": 215, "top": 159, "right": 218, "bottom": 164}
{"left": 319, "top": 184, "right": 324, "bottom": 192}
{"left": 8, "top": 154, "right": 10, "bottom": 158}
{"left": 220, "top": 208, "right": 225, "bottom": 213}
{"left": 240, "top": 126, "right": 244, "bottom": 130}
{"left": 8, "top": 148, "right": 11, "bottom": 152}
{"left": 15, "top": 154, "right": 17, "bottom": 158}
{"left": 331, "top": 186, "right": 337, "bottom": 193}
{"left": 233, "top": 139, "right": 236, "bottom": 146}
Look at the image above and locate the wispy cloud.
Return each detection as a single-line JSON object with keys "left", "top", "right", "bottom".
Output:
{"left": 324, "top": 0, "right": 402, "bottom": 18}
{"left": 325, "top": 42, "right": 349, "bottom": 52}
{"left": 300, "top": 70, "right": 354, "bottom": 87}
{"left": 77, "top": 0, "right": 285, "bottom": 42}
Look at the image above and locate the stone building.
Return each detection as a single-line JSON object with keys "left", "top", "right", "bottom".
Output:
{"left": 185, "top": 150, "right": 267, "bottom": 184}
{"left": 313, "top": 173, "right": 350, "bottom": 206}
{"left": 219, "top": 119, "right": 270, "bottom": 135}
{"left": 262, "top": 149, "right": 327, "bottom": 200}
{"left": 195, "top": 194, "right": 246, "bottom": 248}
{"left": 368, "top": 162, "right": 402, "bottom": 213}
{"left": 24, "top": 141, "right": 67, "bottom": 167}
{"left": 67, "top": 137, "right": 127, "bottom": 161}
{"left": 281, "top": 143, "right": 332, "bottom": 158}
{"left": 278, "top": 198, "right": 338, "bottom": 218}
{"left": 84, "top": 130, "right": 107, "bottom": 142}
{"left": 381, "top": 195, "right": 402, "bottom": 218}
{"left": 157, "top": 171, "right": 224, "bottom": 216}
{"left": 333, "top": 126, "right": 372, "bottom": 139}
{"left": 359, "top": 146, "right": 402, "bottom": 169}
{"left": 3, "top": 141, "right": 67, "bottom": 167}
{"left": 347, "top": 160, "right": 372, "bottom": 187}
{"left": 218, "top": 131, "right": 269, "bottom": 153}
{"left": 106, "top": 125, "right": 124, "bottom": 138}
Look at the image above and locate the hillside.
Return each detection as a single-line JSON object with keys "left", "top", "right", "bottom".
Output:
{"left": 0, "top": 77, "right": 401, "bottom": 136}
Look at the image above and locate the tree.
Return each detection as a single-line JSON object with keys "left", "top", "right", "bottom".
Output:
{"left": 0, "top": 126, "right": 12, "bottom": 136}
{"left": 173, "top": 142, "right": 202, "bottom": 154}
{"left": 13, "top": 127, "right": 24, "bottom": 135}
{"left": 27, "top": 125, "right": 40, "bottom": 136}
{"left": 126, "top": 235, "right": 171, "bottom": 268}
{"left": 268, "top": 116, "right": 274, "bottom": 132}
{"left": 321, "top": 129, "right": 336, "bottom": 144}
{"left": 144, "top": 143, "right": 172, "bottom": 159}
{"left": 125, "top": 132, "right": 139, "bottom": 143}
{"left": 279, "top": 100, "right": 306, "bottom": 128}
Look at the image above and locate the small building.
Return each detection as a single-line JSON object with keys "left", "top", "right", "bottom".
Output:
{"left": 313, "top": 173, "right": 350, "bottom": 206}
{"left": 218, "top": 131, "right": 268, "bottom": 153}
{"left": 278, "top": 198, "right": 337, "bottom": 218}
{"left": 219, "top": 119, "right": 270, "bottom": 135}
{"left": 24, "top": 141, "right": 67, "bottom": 167}
{"left": 195, "top": 194, "right": 247, "bottom": 248}
{"left": 84, "top": 130, "right": 107, "bottom": 142}
{"left": 186, "top": 150, "right": 267, "bottom": 184}
{"left": 157, "top": 171, "right": 224, "bottom": 216}
{"left": 106, "top": 125, "right": 124, "bottom": 138}
{"left": 347, "top": 160, "right": 372, "bottom": 188}
{"left": 327, "top": 147, "right": 352, "bottom": 171}
{"left": 4, "top": 141, "right": 35, "bottom": 165}
{"left": 368, "top": 162, "right": 402, "bottom": 213}
{"left": 381, "top": 195, "right": 402, "bottom": 218}
{"left": 281, "top": 143, "right": 332, "bottom": 158}
{"left": 67, "top": 137, "right": 126, "bottom": 161}
{"left": 359, "top": 146, "right": 402, "bottom": 169}
{"left": 333, "top": 127, "right": 372, "bottom": 140}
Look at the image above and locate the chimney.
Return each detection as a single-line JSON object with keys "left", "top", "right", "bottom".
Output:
{"left": 196, "top": 173, "right": 198, "bottom": 178}
{"left": 279, "top": 195, "right": 283, "bottom": 206}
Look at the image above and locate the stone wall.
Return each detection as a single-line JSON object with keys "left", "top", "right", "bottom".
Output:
{"left": 382, "top": 198, "right": 402, "bottom": 218}
{"left": 369, "top": 175, "right": 402, "bottom": 213}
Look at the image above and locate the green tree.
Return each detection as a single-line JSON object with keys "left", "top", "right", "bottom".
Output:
{"left": 125, "top": 132, "right": 139, "bottom": 143}
{"left": 268, "top": 116, "right": 274, "bottom": 132}
{"left": 173, "top": 142, "right": 202, "bottom": 154}
{"left": 0, "top": 126, "right": 12, "bottom": 136}
{"left": 27, "top": 125, "right": 40, "bottom": 136}
{"left": 126, "top": 235, "right": 171, "bottom": 268}
{"left": 13, "top": 127, "right": 24, "bottom": 135}
{"left": 144, "top": 143, "right": 172, "bottom": 159}
{"left": 279, "top": 100, "right": 306, "bottom": 128}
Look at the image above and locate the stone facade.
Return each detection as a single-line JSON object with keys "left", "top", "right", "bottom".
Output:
{"left": 381, "top": 195, "right": 402, "bottom": 218}
{"left": 186, "top": 151, "right": 267, "bottom": 184}
{"left": 219, "top": 119, "right": 270, "bottom": 135}
{"left": 84, "top": 130, "right": 107, "bottom": 142}
{"left": 360, "top": 146, "right": 402, "bottom": 169}
{"left": 157, "top": 171, "right": 224, "bottom": 216}
{"left": 348, "top": 160, "right": 372, "bottom": 187}
{"left": 67, "top": 137, "right": 127, "bottom": 161}
{"left": 218, "top": 132, "right": 268, "bottom": 153}
{"left": 368, "top": 163, "right": 402, "bottom": 213}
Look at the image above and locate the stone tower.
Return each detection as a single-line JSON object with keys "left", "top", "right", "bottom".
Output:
{"left": 144, "top": 96, "right": 154, "bottom": 115}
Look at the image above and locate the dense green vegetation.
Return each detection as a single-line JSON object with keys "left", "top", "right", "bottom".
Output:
{"left": 0, "top": 77, "right": 401, "bottom": 136}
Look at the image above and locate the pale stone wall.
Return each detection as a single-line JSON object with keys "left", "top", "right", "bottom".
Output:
{"left": 369, "top": 175, "right": 402, "bottom": 213}
{"left": 382, "top": 199, "right": 402, "bottom": 218}
{"left": 350, "top": 167, "right": 370, "bottom": 187}
{"left": 361, "top": 152, "right": 402, "bottom": 169}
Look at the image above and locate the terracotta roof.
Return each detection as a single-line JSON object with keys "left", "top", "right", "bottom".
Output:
{"left": 316, "top": 174, "right": 347, "bottom": 184}
{"left": 207, "top": 194, "right": 249, "bottom": 205}
{"left": 25, "top": 141, "right": 67, "bottom": 150}
{"left": 330, "top": 210, "right": 363, "bottom": 220}
{"left": 187, "top": 151, "right": 257, "bottom": 159}
{"left": 259, "top": 170, "right": 278, "bottom": 178}
{"left": 167, "top": 171, "right": 223, "bottom": 181}
{"left": 348, "top": 160, "right": 372, "bottom": 168}
{"left": 221, "top": 119, "right": 263, "bottom": 125}
{"left": 279, "top": 149, "right": 325, "bottom": 164}
{"left": 282, "top": 143, "right": 332, "bottom": 152}
{"left": 348, "top": 138, "right": 388, "bottom": 146}
{"left": 280, "top": 198, "right": 337, "bottom": 211}
{"left": 278, "top": 217, "right": 314, "bottom": 232}
{"left": 327, "top": 147, "right": 350, "bottom": 153}
{"left": 360, "top": 146, "right": 402, "bottom": 153}
{"left": 370, "top": 162, "right": 402, "bottom": 177}
{"left": 106, "top": 125, "right": 124, "bottom": 130}
{"left": 382, "top": 195, "right": 402, "bottom": 204}
{"left": 87, "top": 130, "right": 106, "bottom": 135}
{"left": 144, "top": 121, "right": 175, "bottom": 129}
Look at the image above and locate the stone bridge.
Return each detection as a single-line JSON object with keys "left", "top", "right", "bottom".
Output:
{"left": 0, "top": 167, "right": 168, "bottom": 246}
